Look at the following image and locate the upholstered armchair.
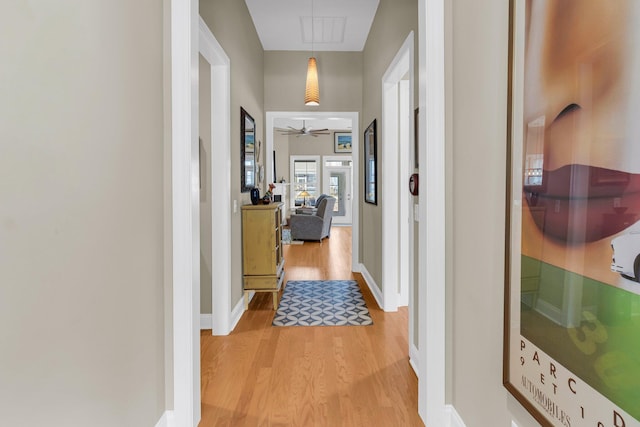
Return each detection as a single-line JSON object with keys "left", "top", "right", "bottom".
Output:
{"left": 289, "top": 196, "right": 336, "bottom": 242}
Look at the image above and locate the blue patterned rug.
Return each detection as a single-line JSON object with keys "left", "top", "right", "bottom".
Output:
{"left": 272, "top": 280, "right": 373, "bottom": 327}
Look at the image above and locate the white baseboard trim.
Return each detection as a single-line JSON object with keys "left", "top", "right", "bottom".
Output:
{"left": 201, "top": 292, "right": 254, "bottom": 333}
{"left": 230, "top": 291, "right": 253, "bottom": 331}
{"left": 445, "top": 405, "right": 466, "bottom": 427}
{"left": 155, "top": 410, "right": 174, "bottom": 427}
{"left": 358, "top": 263, "right": 383, "bottom": 309}
{"left": 352, "top": 261, "right": 362, "bottom": 273}
{"left": 200, "top": 313, "right": 212, "bottom": 330}
{"left": 409, "top": 343, "right": 419, "bottom": 378}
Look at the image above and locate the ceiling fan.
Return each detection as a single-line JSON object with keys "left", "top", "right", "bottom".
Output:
{"left": 279, "top": 120, "right": 329, "bottom": 137}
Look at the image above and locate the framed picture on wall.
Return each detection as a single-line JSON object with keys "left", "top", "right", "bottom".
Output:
{"left": 414, "top": 108, "right": 419, "bottom": 169}
{"left": 503, "top": 1, "right": 640, "bottom": 426}
{"left": 364, "top": 119, "right": 377, "bottom": 205}
{"left": 334, "top": 132, "right": 352, "bottom": 153}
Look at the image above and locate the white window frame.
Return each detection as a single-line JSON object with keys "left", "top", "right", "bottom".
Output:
{"left": 289, "top": 155, "right": 321, "bottom": 208}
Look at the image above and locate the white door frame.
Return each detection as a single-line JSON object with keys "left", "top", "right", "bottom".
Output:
{"left": 381, "top": 33, "right": 414, "bottom": 313}
{"left": 169, "top": 6, "right": 232, "bottom": 426}
{"left": 170, "top": 0, "right": 200, "bottom": 425}
{"left": 266, "top": 111, "right": 360, "bottom": 272}
{"left": 322, "top": 155, "right": 353, "bottom": 225}
{"left": 419, "top": 0, "right": 447, "bottom": 425}
{"left": 170, "top": 0, "right": 448, "bottom": 424}
{"left": 199, "top": 18, "right": 232, "bottom": 336}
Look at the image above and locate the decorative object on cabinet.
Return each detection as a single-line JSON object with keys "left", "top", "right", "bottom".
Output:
{"left": 241, "top": 203, "right": 285, "bottom": 310}
{"left": 240, "top": 107, "right": 256, "bottom": 192}
{"left": 250, "top": 188, "right": 260, "bottom": 205}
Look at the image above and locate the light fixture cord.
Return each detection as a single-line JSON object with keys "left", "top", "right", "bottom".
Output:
{"left": 311, "top": 0, "right": 314, "bottom": 57}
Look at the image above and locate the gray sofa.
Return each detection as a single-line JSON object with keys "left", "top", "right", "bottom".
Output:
{"left": 289, "top": 196, "right": 336, "bottom": 241}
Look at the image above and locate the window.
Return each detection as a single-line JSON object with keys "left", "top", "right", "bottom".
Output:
{"left": 290, "top": 156, "right": 320, "bottom": 207}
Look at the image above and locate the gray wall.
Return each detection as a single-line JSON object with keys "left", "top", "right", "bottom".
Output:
{"left": 200, "top": 0, "right": 265, "bottom": 309}
{"left": 0, "top": 1, "right": 166, "bottom": 425}
{"left": 265, "top": 51, "right": 363, "bottom": 112}
{"left": 361, "top": 0, "right": 418, "bottom": 290}
{"left": 447, "top": 0, "right": 539, "bottom": 425}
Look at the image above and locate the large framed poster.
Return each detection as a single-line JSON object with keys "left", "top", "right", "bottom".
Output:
{"left": 504, "top": 1, "right": 640, "bottom": 426}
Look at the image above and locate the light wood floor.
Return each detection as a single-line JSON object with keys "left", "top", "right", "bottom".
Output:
{"left": 200, "top": 226, "right": 424, "bottom": 426}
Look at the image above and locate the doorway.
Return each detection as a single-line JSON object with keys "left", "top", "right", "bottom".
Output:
{"left": 199, "top": 18, "right": 232, "bottom": 336}
{"left": 381, "top": 33, "right": 415, "bottom": 318}
{"left": 266, "top": 111, "right": 360, "bottom": 271}
{"left": 322, "top": 156, "right": 353, "bottom": 225}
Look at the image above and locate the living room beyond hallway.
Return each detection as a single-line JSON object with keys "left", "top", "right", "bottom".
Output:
{"left": 200, "top": 225, "right": 424, "bottom": 426}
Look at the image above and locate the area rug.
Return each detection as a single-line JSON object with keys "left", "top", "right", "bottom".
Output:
{"left": 272, "top": 280, "right": 373, "bottom": 327}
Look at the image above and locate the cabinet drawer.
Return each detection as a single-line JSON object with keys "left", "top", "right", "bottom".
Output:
{"left": 244, "top": 275, "right": 279, "bottom": 290}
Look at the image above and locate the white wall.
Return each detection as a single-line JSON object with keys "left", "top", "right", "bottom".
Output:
{"left": 0, "top": 1, "right": 166, "bottom": 425}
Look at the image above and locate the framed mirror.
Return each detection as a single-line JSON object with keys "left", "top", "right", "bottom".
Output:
{"left": 240, "top": 107, "right": 256, "bottom": 192}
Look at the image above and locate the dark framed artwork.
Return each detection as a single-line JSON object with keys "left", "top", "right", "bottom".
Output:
{"left": 414, "top": 108, "right": 419, "bottom": 169}
{"left": 240, "top": 107, "right": 256, "bottom": 192}
{"left": 364, "top": 119, "right": 377, "bottom": 205}
{"left": 334, "top": 132, "right": 352, "bottom": 153}
{"left": 273, "top": 150, "right": 277, "bottom": 184}
{"left": 504, "top": 1, "right": 640, "bottom": 426}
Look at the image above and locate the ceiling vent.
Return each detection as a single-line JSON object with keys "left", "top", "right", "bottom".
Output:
{"left": 300, "top": 16, "right": 346, "bottom": 44}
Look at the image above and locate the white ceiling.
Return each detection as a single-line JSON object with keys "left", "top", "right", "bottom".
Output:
{"left": 245, "top": 0, "right": 380, "bottom": 51}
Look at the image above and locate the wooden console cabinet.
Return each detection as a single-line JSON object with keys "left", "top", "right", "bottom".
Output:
{"left": 241, "top": 202, "right": 285, "bottom": 310}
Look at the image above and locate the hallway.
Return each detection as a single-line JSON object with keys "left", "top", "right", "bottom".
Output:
{"left": 200, "top": 227, "right": 423, "bottom": 426}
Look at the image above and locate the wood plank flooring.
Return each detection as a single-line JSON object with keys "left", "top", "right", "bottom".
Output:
{"left": 200, "top": 226, "right": 424, "bottom": 426}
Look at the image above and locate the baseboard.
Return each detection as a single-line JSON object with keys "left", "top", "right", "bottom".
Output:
{"left": 201, "top": 292, "right": 254, "bottom": 333}
{"left": 155, "top": 410, "right": 174, "bottom": 427}
{"left": 409, "top": 343, "right": 419, "bottom": 378}
{"left": 230, "top": 291, "right": 253, "bottom": 331}
{"left": 358, "top": 263, "right": 383, "bottom": 309}
{"left": 445, "top": 405, "right": 467, "bottom": 427}
{"left": 200, "top": 313, "right": 212, "bottom": 330}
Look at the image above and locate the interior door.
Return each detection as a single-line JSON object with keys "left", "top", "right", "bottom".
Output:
{"left": 323, "top": 161, "right": 352, "bottom": 225}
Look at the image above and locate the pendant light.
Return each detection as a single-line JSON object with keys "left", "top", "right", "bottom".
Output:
{"left": 305, "top": 0, "right": 320, "bottom": 106}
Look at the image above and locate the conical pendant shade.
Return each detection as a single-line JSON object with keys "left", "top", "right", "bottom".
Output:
{"left": 305, "top": 57, "right": 320, "bottom": 106}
